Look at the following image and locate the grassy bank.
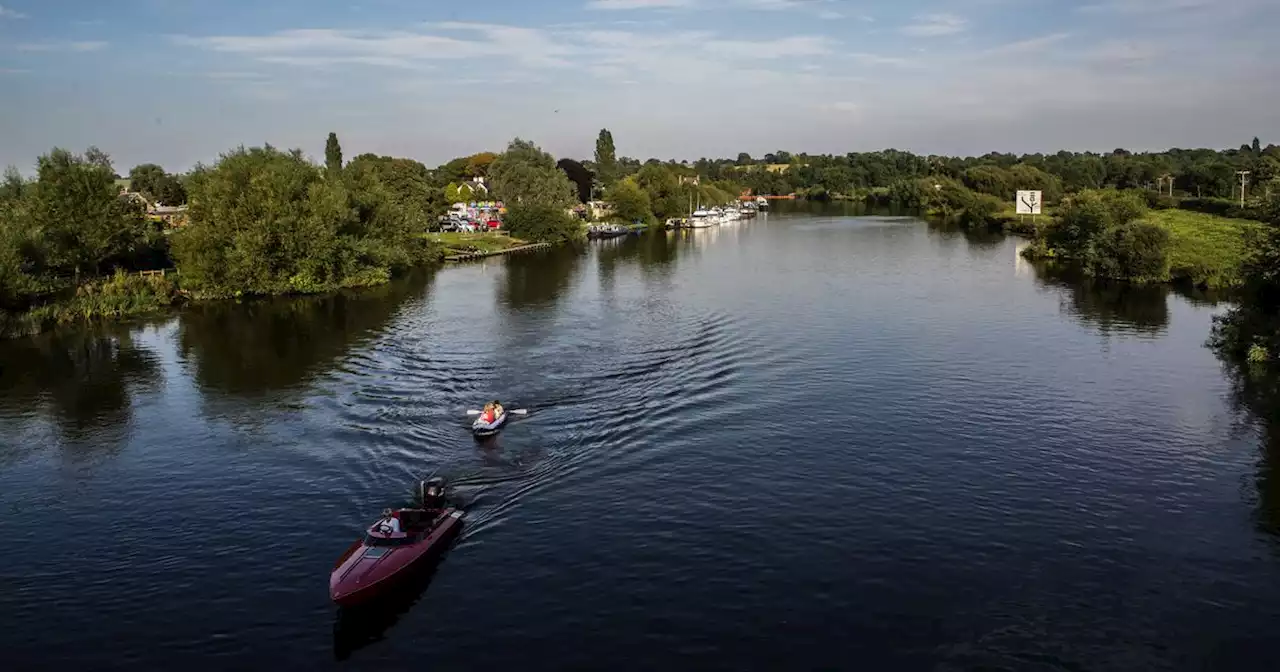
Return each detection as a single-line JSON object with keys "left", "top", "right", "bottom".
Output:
{"left": 1143, "top": 209, "right": 1263, "bottom": 289}
{"left": 427, "top": 231, "right": 527, "bottom": 256}
{"left": 0, "top": 271, "right": 183, "bottom": 339}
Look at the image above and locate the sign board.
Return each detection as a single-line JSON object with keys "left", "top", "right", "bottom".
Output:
{"left": 1015, "top": 190, "right": 1042, "bottom": 215}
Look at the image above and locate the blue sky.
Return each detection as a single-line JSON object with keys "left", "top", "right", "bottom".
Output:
{"left": 1, "top": 0, "right": 1277, "bottom": 173}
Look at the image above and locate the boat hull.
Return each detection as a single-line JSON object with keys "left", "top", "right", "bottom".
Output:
{"left": 471, "top": 411, "right": 509, "bottom": 437}
{"left": 330, "top": 509, "right": 464, "bottom": 607}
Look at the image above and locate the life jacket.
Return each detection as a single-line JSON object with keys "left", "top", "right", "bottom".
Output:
{"left": 482, "top": 409, "right": 495, "bottom": 423}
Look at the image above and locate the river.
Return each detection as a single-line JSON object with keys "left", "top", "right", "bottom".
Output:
{"left": 3, "top": 203, "right": 1279, "bottom": 670}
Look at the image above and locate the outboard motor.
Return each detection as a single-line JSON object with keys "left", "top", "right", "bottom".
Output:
{"left": 418, "top": 477, "right": 446, "bottom": 510}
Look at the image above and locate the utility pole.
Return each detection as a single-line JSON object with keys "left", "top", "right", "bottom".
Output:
{"left": 1236, "top": 170, "right": 1251, "bottom": 207}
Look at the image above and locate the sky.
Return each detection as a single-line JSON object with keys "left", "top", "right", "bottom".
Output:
{"left": 1, "top": 0, "right": 1277, "bottom": 173}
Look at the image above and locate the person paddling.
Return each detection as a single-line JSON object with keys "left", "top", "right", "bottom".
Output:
{"left": 480, "top": 400, "right": 504, "bottom": 424}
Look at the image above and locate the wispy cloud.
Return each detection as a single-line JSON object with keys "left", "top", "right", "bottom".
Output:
{"left": 0, "top": 67, "right": 29, "bottom": 74}
{"left": 0, "top": 4, "right": 26, "bottom": 19}
{"left": 1080, "top": 39, "right": 1163, "bottom": 64}
{"left": 586, "top": 0, "right": 695, "bottom": 9}
{"left": 821, "top": 101, "right": 860, "bottom": 113}
{"left": 981, "top": 32, "right": 1071, "bottom": 57}
{"left": 16, "top": 41, "right": 109, "bottom": 52}
{"left": 902, "top": 13, "right": 968, "bottom": 37}
{"left": 174, "top": 25, "right": 571, "bottom": 71}
{"left": 1077, "top": 0, "right": 1213, "bottom": 14}
{"left": 848, "top": 52, "right": 916, "bottom": 67}
{"left": 203, "top": 71, "right": 269, "bottom": 80}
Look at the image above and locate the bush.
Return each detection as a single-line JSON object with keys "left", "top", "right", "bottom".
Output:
{"left": 1143, "top": 191, "right": 1178, "bottom": 210}
{"left": 173, "top": 145, "right": 427, "bottom": 298}
{"left": 1178, "top": 196, "right": 1270, "bottom": 222}
{"left": 1090, "top": 221, "right": 1170, "bottom": 282}
{"left": 959, "top": 192, "right": 1006, "bottom": 228}
{"left": 503, "top": 204, "right": 584, "bottom": 244}
{"left": 1048, "top": 189, "right": 1148, "bottom": 260}
{"left": 606, "top": 179, "right": 653, "bottom": 225}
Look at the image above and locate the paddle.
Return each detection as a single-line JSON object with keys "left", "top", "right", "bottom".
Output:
{"left": 466, "top": 409, "right": 529, "bottom": 416}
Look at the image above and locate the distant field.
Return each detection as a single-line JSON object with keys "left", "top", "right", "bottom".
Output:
{"left": 426, "top": 232, "right": 526, "bottom": 256}
{"left": 1142, "top": 209, "right": 1262, "bottom": 289}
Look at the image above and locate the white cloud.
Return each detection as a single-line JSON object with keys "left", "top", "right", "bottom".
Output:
{"left": 980, "top": 32, "right": 1070, "bottom": 57}
{"left": 174, "top": 25, "right": 572, "bottom": 71}
{"left": 703, "top": 35, "right": 831, "bottom": 59}
{"left": 0, "top": 4, "right": 26, "bottom": 19}
{"left": 902, "top": 13, "right": 968, "bottom": 37}
{"left": 586, "top": 0, "right": 695, "bottom": 9}
{"left": 16, "top": 41, "right": 109, "bottom": 52}
{"left": 204, "top": 71, "right": 268, "bottom": 80}
{"left": 1080, "top": 39, "right": 1163, "bottom": 64}
{"left": 1, "top": 68, "right": 29, "bottom": 74}
{"left": 1077, "top": 0, "right": 1213, "bottom": 14}
{"left": 847, "top": 52, "right": 915, "bottom": 67}
{"left": 822, "top": 101, "right": 860, "bottom": 113}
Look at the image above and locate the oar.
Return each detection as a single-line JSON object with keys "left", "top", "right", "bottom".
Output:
{"left": 466, "top": 409, "right": 529, "bottom": 416}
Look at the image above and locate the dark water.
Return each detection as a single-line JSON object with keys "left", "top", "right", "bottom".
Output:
{"left": 4, "top": 204, "right": 1280, "bottom": 671}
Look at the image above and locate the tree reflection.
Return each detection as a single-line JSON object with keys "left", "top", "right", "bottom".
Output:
{"left": 0, "top": 326, "right": 161, "bottom": 450}
{"left": 176, "top": 272, "right": 430, "bottom": 395}
{"left": 925, "top": 220, "right": 1005, "bottom": 250}
{"left": 1033, "top": 263, "right": 1170, "bottom": 336}
{"left": 496, "top": 247, "right": 584, "bottom": 310}
{"left": 596, "top": 231, "right": 685, "bottom": 281}
{"left": 1220, "top": 363, "right": 1280, "bottom": 539}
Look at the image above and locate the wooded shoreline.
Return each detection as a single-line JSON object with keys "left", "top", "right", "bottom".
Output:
{"left": 2, "top": 130, "right": 1277, "bottom": 339}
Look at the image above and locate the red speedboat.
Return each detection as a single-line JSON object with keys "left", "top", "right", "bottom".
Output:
{"left": 330, "top": 478, "right": 464, "bottom": 607}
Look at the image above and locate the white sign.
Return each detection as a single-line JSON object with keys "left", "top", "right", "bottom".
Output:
{"left": 1015, "top": 190, "right": 1042, "bottom": 215}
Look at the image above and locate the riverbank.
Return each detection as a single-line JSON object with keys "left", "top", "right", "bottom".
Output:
{"left": 1016, "top": 190, "right": 1263, "bottom": 290}
{"left": 1149, "top": 209, "right": 1262, "bottom": 289}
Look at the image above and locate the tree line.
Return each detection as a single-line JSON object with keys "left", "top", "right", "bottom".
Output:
{"left": 3, "top": 129, "right": 1278, "bottom": 335}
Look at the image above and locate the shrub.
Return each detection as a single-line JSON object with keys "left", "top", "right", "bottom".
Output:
{"left": 503, "top": 204, "right": 584, "bottom": 244}
{"left": 1090, "top": 221, "right": 1170, "bottom": 282}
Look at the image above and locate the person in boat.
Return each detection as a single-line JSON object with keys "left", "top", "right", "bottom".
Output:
{"left": 481, "top": 400, "right": 505, "bottom": 424}
{"left": 375, "top": 508, "right": 401, "bottom": 535}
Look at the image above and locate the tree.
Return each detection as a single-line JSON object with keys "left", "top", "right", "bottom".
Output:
{"left": 346, "top": 153, "right": 443, "bottom": 227}
{"left": 1253, "top": 137, "right": 1263, "bottom": 156}
{"left": 556, "top": 158, "right": 594, "bottom": 204}
{"left": 503, "top": 203, "right": 583, "bottom": 244}
{"left": 594, "top": 129, "right": 618, "bottom": 187}
{"left": 465, "top": 152, "right": 498, "bottom": 178}
{"left": 129, "top": 164, "right": 167, "bottom": 200}
{"left": 129, "top": 163, "right": 187, "bottom": 205}
{"left": 736, "top": 153, "right": 753, "bottom": 166}
{"left": 173, "top": 145, "right": 430, "bottom": 297}
{"left": 325, "top": 132, "right": 343, "bottom": 174}
{"left": 30, "top": 148, "right": 149, "bottom": 277}
{"left": 606, "top": 178, "right": 653, "bottom": 225}
{"left": 489, "top": 138, "right": 577, "bottom": 210}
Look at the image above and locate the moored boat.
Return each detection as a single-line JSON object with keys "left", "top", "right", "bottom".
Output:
{"left": 329, "top": 478, "right": 464, "bottom": 608}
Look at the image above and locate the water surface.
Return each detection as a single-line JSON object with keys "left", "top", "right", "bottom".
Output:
{"left": 3, "top": 205, "right": 1279, "bottom": 670}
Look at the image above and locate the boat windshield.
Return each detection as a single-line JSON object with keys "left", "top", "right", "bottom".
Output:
{"left": 364, "top": 532, "right": 418, "bottom": 547}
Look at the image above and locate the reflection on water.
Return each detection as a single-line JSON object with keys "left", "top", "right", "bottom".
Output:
{"left": 331, "top": 539, "right": 459, "bottom": 661}
{"left": 0, "top": 327, "right": 160, "bottom": 453}
{"left": 597, "top": 231, "right": 688, "bottom": 283}
{"left": 1033, "top": 263, "right": 1171, "bottom": 337}
{"left": 497, "top": 248, "right": 584, "bottom": 311}
{"left": 1220, "top": 362, "right": 1280, "bottom": 538}
{"left": 4, "top": 211, "right": 1280, "bottom": 670}
{"left": 176, "top": 272, "right": 431, "bottom": 396}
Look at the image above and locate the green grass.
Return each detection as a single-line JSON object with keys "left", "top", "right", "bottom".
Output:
{"left": 425, "top": 232, "right": 527, "bottom": 256}
{"left": 1141, "top": 209, "right": 1263, "bottom": 289}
